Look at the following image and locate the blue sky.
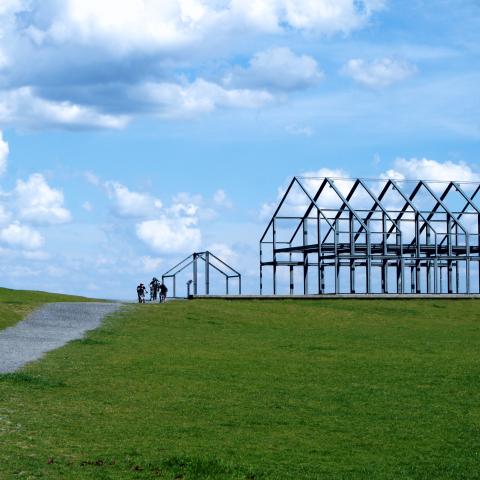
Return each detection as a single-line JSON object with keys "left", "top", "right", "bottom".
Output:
{"left": 0, "top": 0, "right": 479, "bottom": 299}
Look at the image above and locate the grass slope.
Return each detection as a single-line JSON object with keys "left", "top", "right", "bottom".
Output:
{"left": 0, "top": 299, "right": 479, "bottom": 479}
{"left": 0, "top": 287, "right": 100, "bottom": 331}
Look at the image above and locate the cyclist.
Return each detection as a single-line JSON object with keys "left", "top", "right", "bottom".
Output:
{"left": 149, "top": 277, "right": 160, "bottom": 301}
{"left": 136, "top": 283, "right": 148, "bottom": 303}
{"left": 159, "top": 283, "right": 168, "bottom": 303}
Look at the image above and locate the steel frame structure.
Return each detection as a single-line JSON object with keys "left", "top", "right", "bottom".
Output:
{"left": 162, "top": 251, "right": 241, "bottom": 297}
{"left": 260, "top": 177, "right": 480, "bottom": 295}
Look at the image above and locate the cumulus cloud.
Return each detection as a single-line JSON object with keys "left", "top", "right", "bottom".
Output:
{"left": 0, "top": 131, "right": 8, "bottom": 175}
{"left": 0, "top": 222, "right": 44, "bottom": 250}
{"left": 170, "top": 191, "right": 224, "bottom": 220}
{"left": 0, "top": 204, "right": 12, "bottom": 225}
{"left": 84, "top": 171, "right": 101, "bottom": 186}
{"left": 18, "top": 1, "right": 383, "bottom": 52}
{"left": 285, "top": 124, "right": 314, "bottom": 137}
{"left": 382, "top": 158, "right": 480, "bottom": 183}
{"left": 342, "top": 58, "right": 416, "bottom": 87}
{"left": 136, "top": 217, "right": 201, "bottom": 253}
{"left": 134, "top": 79, "right": 273, "bottom": 118}
{"left": 14, "top": 174, "right": 72, "bottom": 224}
{"left": 82, "top": 201, "right": 93, "bottom": 212}
{"left": 0, "top": 1, "right": 384, "bottom": 129}
{"left": 208, "top": 242, "right": 237, "bottom": 265}
{"left": 105, "top": 181, "right": 163, "bottom": 218}
{"left": 261, "top": 160, "right": 479, "bottom": 223}
{"left": 230, "top": 0, "right": 384, "bottom": 34}
{"left": 0, "top": 87, "right": 129, "bottom": 130}
{"left": 224, "top": 47, "right": 323, "bottom": 91}
{"left": 259, "top": 167, "right": 356, "bottom": 219}
{"left": 213, "top": 189, "right": 233, "bottom": 209}
{"left": 140, "top": 255, "right": 164, "bottom": 273}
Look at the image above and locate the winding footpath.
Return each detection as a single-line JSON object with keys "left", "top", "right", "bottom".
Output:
{"left": 0, "top": 302, "right": 122, "bottom": 373}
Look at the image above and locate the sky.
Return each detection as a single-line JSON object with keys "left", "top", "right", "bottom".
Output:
{"left": 0, "top": 0, "right": 479, "bottom": 299}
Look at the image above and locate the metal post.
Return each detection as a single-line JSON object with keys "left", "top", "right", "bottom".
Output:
{"left": 226, "top": 277, "right": 229, "bottom": 295}
{"left": 440, "top": 266, "right": 443, "bottom": 293}
{"left": 350, "top": 212, "right": 356, "bottom": 294}
{"left": 447, "top": 214, "right": 453, "bottom": 293}
{"left": 289, "top": 248, "right": 294, "bottom": 295}
{"left": 193, "top": 253, "right": 198, "bottom": 295}
{"left": 410, "top": 260, "right": 415, "bottom": 294}
{"left": 259, "top": 243, "right": 263, "bottom": 295}
{"left": 205, "top": 251, "right": 210, "bottom": 295}
{"left": 382, "top": 213, "right": 387, "bottom": 293}
{"left": 466, "top": 234, "right": 470, "bottom": 294}
{"left": 366, "top": 219, "right": 371, "bottom": 294}
{"left": 334, "top": 218, "right": 339, "bottom": 294}
{"left": 317, "top": 210, "right": 323, "bottom": 294}
{"left": 273, "top": 218, "right": 277, "bottom": 295}
{"left": 415, "top": 212, "right": 421, "bottom": 293}
{"left": 426, "top": 225, "right": 431, "bottom": 293}
{"left": 455, "top": 224, "right": 459, "bottom": 293}
{"left": 396, "top": 227, "right": 403, "bottom": 294}
{"left": 303, "top": 219, "right": 308, "bottom": 295}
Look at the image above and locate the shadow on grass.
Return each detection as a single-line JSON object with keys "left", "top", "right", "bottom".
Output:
{"left": 77, "top": 455, "right": 263, "bottom": 479}
{"left": 0, "top": 373, "right": 66, "bottom": 388}
{"left": 70, "top": 338, "right": 108, "bottom": 346}
{"left": 156, "top": 456, "right": 263, "bottom": 479}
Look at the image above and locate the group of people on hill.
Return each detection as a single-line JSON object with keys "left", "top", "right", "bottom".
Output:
{"left": 136, "top": 277, "right": 168, "bottom": 304}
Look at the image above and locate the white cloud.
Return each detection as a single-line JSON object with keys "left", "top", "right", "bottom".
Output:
{"left": 285, "top": 124, "right": 314, "bottom": 137}
{"left": 23, "top": 250, "right": 50, "bottom": 261}
{"left": 382, "top": 158, "right": 479, "bottom": 183}
{"left": 259, "top": 167, "right": 356, "bottom": 219}
{"left": 84, "top": 171, "right": 101, "bottom": 186}
{"left": 140, "top": 256, "right": 164, "bottom": 273}
{"left": 42, "top": 0, "right": 213, "bottom": 53}
{"left": 342, "top": 58, "right": 416, "bottom": 87}
{"left": 170, "top": 191, "right": 222, "bottom": 220}
{"left": 0, "top": 222, "right": 44, "bottom": 250}
{"left": 381, "top": 158, "right": 480, "bottom": 193}
{"left": 24, "top": 1, "right": 384, "bottom": 52}
{"left": 170, "top": 192, "right": 202, "bottom": 216}
{"left": 0, "top": 1, "right": 385, "bottom": 130}
{"left": 225, "top": 47, "right": 323, "bottom": 91}
{"left": 0, "top": 204, "right": 12, "bottom": 225}
{"left": 15, "top": 174, "right": 72, "bottom": 225}
{"left": 208, "top": 242, "right": 237, "bottom": 265}
{"left": 136, "top": 216, "right": 201, "bottom": 253}
{"left": 230, "top": 0, "right": 384, "bottom": 34}
{"left": 82, "top": 201, "right": 93, "bottom": 212}
{"left": 0, "top": 87, "right": 129, "bottom": 130}
{"left": 135, "top": 79, "right": 273, "bottom": 118}
{"left": 213, "top": 189, "right": 233, "bottom": 209}
{"left": 105, "top": 181, "right": 163, "bottom": 218}
{"left": 0, "top": 130, "right": 8, "bottom": 175}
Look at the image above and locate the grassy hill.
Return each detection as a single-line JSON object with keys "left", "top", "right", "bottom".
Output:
{"left": 0, "top": 299, "right": 479, "bottom": 479}
{"left": 0, "top": 287, "right": 101, "bottom": 331}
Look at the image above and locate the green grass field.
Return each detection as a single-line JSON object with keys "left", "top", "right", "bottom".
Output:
{"left": 1, "top": 299, "right": 479, "bottom": 479}
{"left": 0, "top": 287, "right": 101, "bottom": 331}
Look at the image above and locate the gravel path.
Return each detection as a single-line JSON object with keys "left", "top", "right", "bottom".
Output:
{"left": 0, "top": 302, "right": 122, "bottom": 373}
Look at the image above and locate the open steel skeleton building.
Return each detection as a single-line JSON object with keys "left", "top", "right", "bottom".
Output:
{"left": 163, "top": 251, "right": 241, "bottom": 297}
{"left": 260, "top": 177, "right": 480, "bottom": 295}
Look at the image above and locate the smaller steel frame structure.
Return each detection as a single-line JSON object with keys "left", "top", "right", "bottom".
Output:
{"left": 260, "top": 177, "right": 480, "bottom": 295}
{"left": 162, "top": 251, "right": 242, "bottom": 297}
